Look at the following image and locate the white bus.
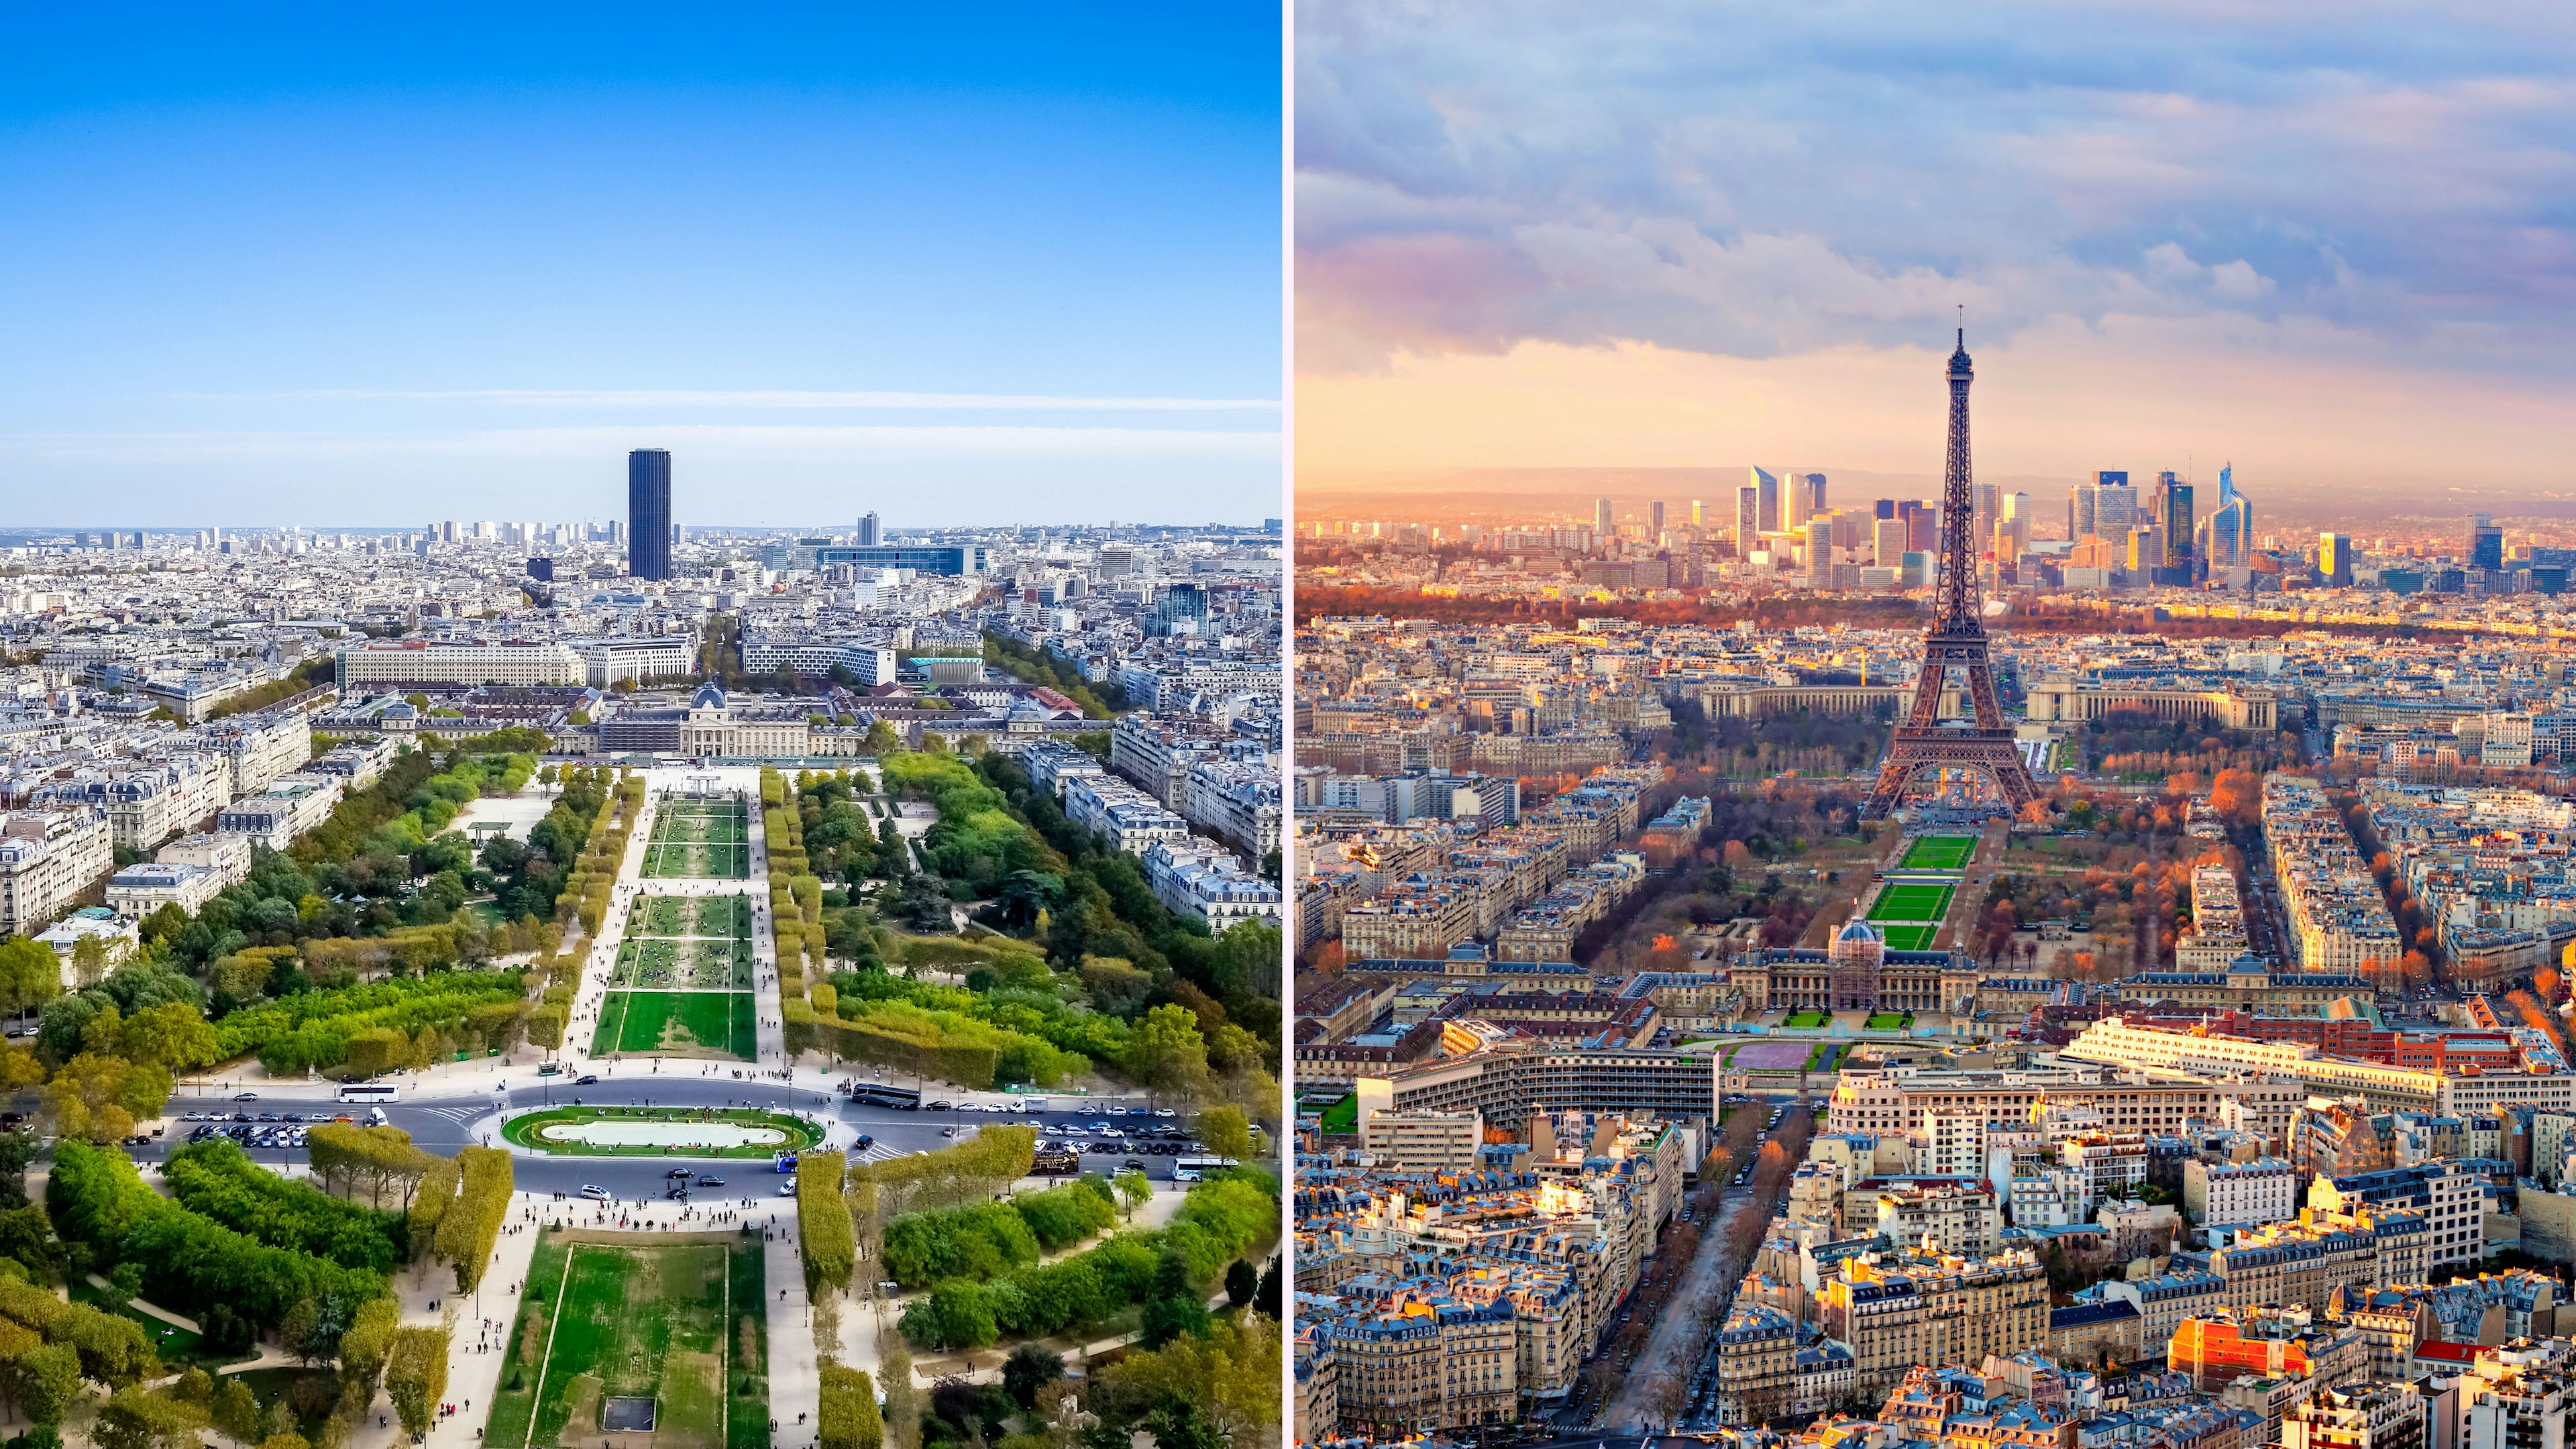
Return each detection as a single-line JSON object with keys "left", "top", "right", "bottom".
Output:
{"left": 336, "top": 1084, "right": 400, "bottom": 1104}
{"left": 1173, "top": 1155, "right": 1236, "bottom": 1183}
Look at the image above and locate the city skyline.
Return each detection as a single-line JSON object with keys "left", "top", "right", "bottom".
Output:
{"left": 1295, "top": 3, "right": 2576, "bottom": 500}
{"left": 0, "top": 7, "right": 1282, "bottom": 524}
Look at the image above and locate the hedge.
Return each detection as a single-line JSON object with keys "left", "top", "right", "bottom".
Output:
{"left": 212, "top": 971, "right": 529, "bottom": 1076}
{"left": 897, "top": 1174, "right": 1275, "bottom": 1350}
{"left": 46, "top": 1140, "right": 389, "bottom": 1338}
{"left": 879, "top": 1179, "right": 1116, "bottom": 1289}
{"left": 164, "top": 1137, "right": 408, "bottom": 1272}
{"left": 433, "top": 1146, "right": 512, "bottom": 1291}
{"left": 818, "top": 1364, "right": 882, "bottom": 1449}
{"left": 798, "top": 1150, "right": 853, "bottom": 1293}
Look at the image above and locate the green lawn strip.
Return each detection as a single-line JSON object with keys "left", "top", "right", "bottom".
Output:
{"left": 1805, "top": 1041, "right": 1840, "bottom": 1071}
{"left": 601, "top": 991, "right": 755, "bottom": 1059}
{"left": 489, "top": 1236, "right": 738, "bottom": 1449}
{"left": 502, "top": 1105, "right": 821, "bottom": 1159}
{"left": 1319, "top": 1094, "right": 1356, "bottom": 1134}
{"left": 589, "top": 993, "right": 632, "bottom": 1056}
{"left": 1866, "top": 883, "right": 1954, "bottom": 922}
{"left": 1898, "top": 835, "right": 1978, "bottom": 870}
{"left": 1881, "top": 924, "right": 1939, "bottom": 951}
{"left": 729, "top": 993, "right": 756, "bottom": 1059}
{"left": 1864, "top": 1012, "right": 1911, "bottom": 1030}
{"left": 1782, "top": 1010, "right": 1830, "bottom": 1028}
{"left": 725, "top": 1234, "right": 768, "bottom": 1449}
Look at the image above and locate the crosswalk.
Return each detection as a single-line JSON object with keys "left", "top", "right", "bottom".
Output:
{"left": 851, "top": 1141, "right": 908, "bottom": 1165}
{"left": 419, "top": 1106, "right": 484, "bottom": 1126}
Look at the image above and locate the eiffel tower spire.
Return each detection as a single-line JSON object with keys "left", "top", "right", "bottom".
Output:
{"left": 1861, "top": 326, "right": 2040, "bottom": 818}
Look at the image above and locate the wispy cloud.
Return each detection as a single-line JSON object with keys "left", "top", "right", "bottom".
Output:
{"left": 282, "top": 389, "right": 1279, "bottom": 411}
{"left": 10, "top": 423, "right": 1281, "bottom": 464}
{"left": 1295, "top": 1, "right": 2576, "bottom": 380}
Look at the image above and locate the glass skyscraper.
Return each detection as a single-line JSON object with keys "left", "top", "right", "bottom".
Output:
{"left": 627, "top": 449, "right": 672, "bottom": 581}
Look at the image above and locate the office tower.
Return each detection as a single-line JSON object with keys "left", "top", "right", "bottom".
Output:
{"left": 1735, "top": 486, "right": 1760, "bottom": 559}
{"left": 2155, "top": 474, "right": 2194, "bottom": 581}
{"left": 1872, "top": 517, "right": 1908, "bottom": 566}
{"left": 857, "top": 511, "right": 881, "bottom": 546}
{"left": 2069, "top": 485, "right": 2090, "bottom": 542}
{"left": 1594, "top": 497, "right": 1613, "bottom": 538}
{"left": 1801, "top": 473, "right": 1827, "bottom": 519}
{"left": 1902, "top": 501, "right": 1936, "bottom": 553}
{"left": 527, "top": 557, "right": 555, "bottom": 583}
{"left": 1650, "top": 500, "right": 1664, "bottom": 535}
{"left": 1149, "top": 582, "right": 1210, "bottom": 637}
{"left": 1996, "top": 492, "right": 2033, "bottom": 557}
{"left": 1805, "top": 515, "right": 1833, "bottom": 583}
{"left": 1752, "top": 466, "right": 1780, "bottom": 533}
{"left": 628, "top": 448, "right": 673, "bottom": 581}
{"left": 2320, "top": 533, "right": 2353, "bottom": 586}
{"left": 1874, "top": 498, "right": 1896, "bottom": 520}
{"left": 1689, "top": 498, "right": 1703, "bottom": 528}
{"left": 2468, "top": 515, "right": 2504, "bottom": 572}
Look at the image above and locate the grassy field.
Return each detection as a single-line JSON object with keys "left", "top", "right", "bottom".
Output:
{"left": 1898, "top": 835, "right": 1978, "bottom": 871}
{"left": 645, "top": 802, "right": 751, "bottom": 879}
{"left": 610, "top": 939, "right": 752, "bottom": 990}
{"left": 1865, "top": 1012, "right": 1911, "bottom": 1030}
{"left": 482, "top": 1233, "right": 767, "bottom": 1449}
{"left": 1867, "top": 882, "right": 1956, "bottom": 922}
{"left": 629, "top": 894, "right": 752, "bottom": 940}
{"left": 592, "top": 991, "right": 756, "bottom": 1059}
{"left": 1782, "top": 1010, "right": 1830, "bottom": 1028}
{"left": 1880, "top": 924, "right": 1939, "bottom": 951}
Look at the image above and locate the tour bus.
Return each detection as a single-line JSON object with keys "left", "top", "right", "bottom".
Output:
{"left": 336, "top": 1083, "right": 400, "bottom": 1105}
{"left": 848, "top": 1083, "right": 922, "bottom": 1111}
{"left": 1172, "top": 1155, "right": 1235, "bottom": 1183}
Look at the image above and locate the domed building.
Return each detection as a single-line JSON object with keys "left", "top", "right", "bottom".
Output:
{"left": 1829, "top": 918, "right": 1888, "bottom": 1012}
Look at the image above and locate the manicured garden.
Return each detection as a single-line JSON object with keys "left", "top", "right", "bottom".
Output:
{"left": 1781, "top": 1010, "right": 1830, "bottom": 1028}
{"left": 502, "top": 1105, "right": 825, "bottom": 1158}
{"left": 591, "top": 990, "right": 757, "bottom": 1059}
{"left": 1880, "top": 924, "right": 1939, "bottom": 951}
{"left": 610, "top": 938, "right": 753, "bottom": 991}
{"left": 644, "top": 799, "right": 751, "bottom": 879}
{"left": 1864, "top": 1012, "right": 1913, "bottom": 1030}
{"left": 482, "top": 1233, "right": 767, "bottom": 1449}
{"left": 1866, "top": 882, "right": 1955, "bottom": 923}
{"left": 1898, "top": 834, "right": 1978, "bottom": 871}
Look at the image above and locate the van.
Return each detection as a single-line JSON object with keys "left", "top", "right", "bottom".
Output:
{"left": 1022, "top": 1099, "right": 1049, "bottom": 1114}
{"left": 367, "top": 1107, "right": 388, "bottom": 1126}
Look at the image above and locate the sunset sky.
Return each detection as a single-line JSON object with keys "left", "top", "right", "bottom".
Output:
{"left": 1295, "top": 3, "right": 2576, "bottom": 506}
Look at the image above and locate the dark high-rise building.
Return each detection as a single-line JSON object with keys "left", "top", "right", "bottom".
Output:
{"left": 1650, "top": 500, "right": 1664, "bottom": 535}
{"left": 2467, "top": 515, "right": 2504, "bottom": 572}
{"left": 856, "top": 511, "right": 881, "bottom": 547}
{"left": 2157, "top": 474, "right": 2194, "bottom": 583}
{"left": 1735, "top": 486, "right": 1760, "bottom": 559}
{"left": 1874, "top": 498, "right": 1897, "bottom": 520}
{"left": 627, "top": 449, "right": 672, "bottom": 581}
{"left": 1594, "top": 497, "right": 1614, "bottom": 539}
{"left": 526, "top": 557, "right": 555, "bottom": 583}
{"left": 1902, "top": 500, "right": 1935, "bottom": 553}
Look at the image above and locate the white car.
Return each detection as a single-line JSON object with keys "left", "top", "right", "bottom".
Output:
{"left": 580, "top": 1185, "right": 611, "bottom": 1201}
{"left": 777, "top": 1181, "right": 798, "bottom": 1197}
{"left": 1060, "top": 1125, "right": 1089, "bottom": 1137}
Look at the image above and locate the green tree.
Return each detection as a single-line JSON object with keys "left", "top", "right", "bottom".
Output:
{"left": 0, "top": 938, "right": 62, "bottom": 1018}
{"left": 213, "top": 1378, "right": 262, "bottom": 1444}
{"left": 1113, "top": 1169, "right": 1150, "bottom": 1222}
{"left": 1123, "top": 1004, "right": 1209, "bottom": 1107}
{"left": 1195, "top": 1106, "right": 1250, "bottom": 1163}
{"left": 1003, "top": 1344, "right": 1065, "bottom": 1409}
{"left": 1224, "top": 1260, "right": 1258, "bottom": 1310}
{"left": 384, "top": 1325, "right": 450, "bottom": 1438}
{"left": 93, "top": 1387, "right": 207, "bottom": 1449}
{"left": 3, "top": 1342, "right": 83, "bottom": 1426}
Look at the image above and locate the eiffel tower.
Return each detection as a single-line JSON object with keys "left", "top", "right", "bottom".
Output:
{"left": 1861, "top": 327, "right": 2040, "bottom": 818}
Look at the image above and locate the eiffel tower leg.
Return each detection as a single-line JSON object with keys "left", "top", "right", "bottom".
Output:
{"left": 1862, "top": 758, "right": 1916, "bottom": 819}
{"left": 1963, "top": 661, "right": 2006, "bottom": 730}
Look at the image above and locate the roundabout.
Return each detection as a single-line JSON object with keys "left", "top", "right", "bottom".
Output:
{"left": 500, "top": 1104, "right": 827, "bottom": 1158}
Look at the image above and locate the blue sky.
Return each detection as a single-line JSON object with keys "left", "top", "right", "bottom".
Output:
{"left": 1296, "top": 1, "right": 2576, "bottom": 504}
{"left": 0, "top": 6, "right": 1282, "bottom": 527}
